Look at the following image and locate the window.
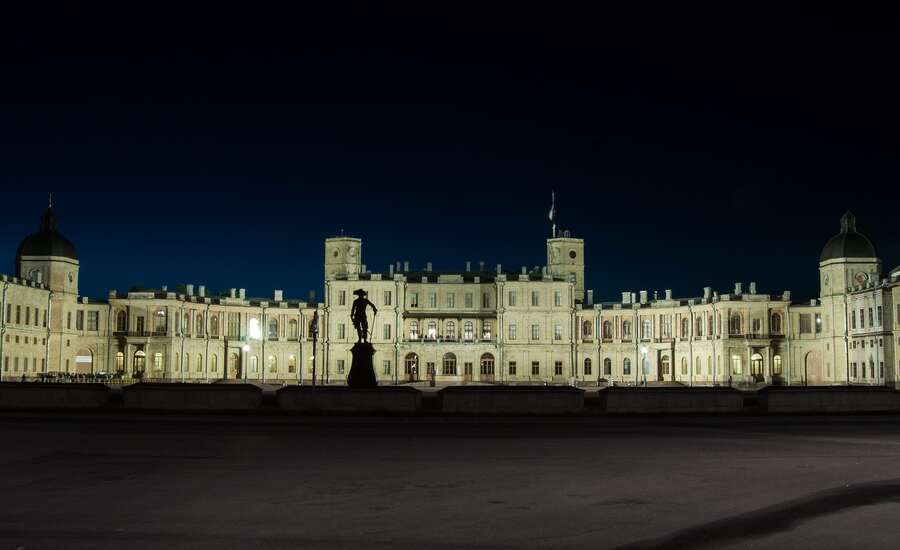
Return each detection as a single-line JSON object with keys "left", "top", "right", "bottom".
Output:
{"left": 211, "top": 354, "right": 219, "bottom": 373}
{"left": 751, "top": 318, "right": 761, "bottom": 335}
{"left": 771, "top": 312, "right": 782, "bottom": 333}
{"left": 531, "top": 324, "right": 540, "bottom": 340}
{"left": 731, "top": 355, "right": 742, "bottom": 375}
{"left": 531, "top": 291, "right": 539, "bottom": 307}
{"left": 76, "top": 310, "right": 84, "bottom": 331}
{"left": 183, "top": 312, "right": 190, "bottom": 335}
{"left": 531, "top": 361, "right": 540, "bottom": 375}
{"left": 287, "top": 319, "right": 297, "bottom": 339}
{"left": 799, "top": 314, "right": 812, "bottom": 334}
{"left": 508, "top": 291, "right": 516, "bottom": 307}
{"left": 681, "top": 357, "right": 688, "bottom": 376}
{"left": 264, "top": 318, "right": 276, "bottom": 339}
{"left": 428, "top": 293, "right": 437, "bottom": 308}
{"left": 87, "top": 311, "right": 99, "bottom": 331}
{"left": 508, "top": 323, "right": 517, "bottom": 340}
{"left": 622, "top": 320, "right": 632, "bottom": 339}
{"left": 660, "top": 315, "right": 671, "bottom": 338}
{"left": 582, "top": 320, "right": 593, "bottom": 339}
{"left": 681, "top": 318, "right": 689, "bottom": 338}
{"left": 464, "top": 322, "right": 474, "bottom": 340}
{"left": 17, "top": 306, "right": 22, "bottom": 324}
{"left": 383, "top": 323, "right": 392, "bottom": 340}
{"left": 623, "top": 358, "right": 631, "bottom": 375}
{"left": 695, "top": 316, "right": 704, "bottom": 336}
{"left": 868, "top": 308, "right": 874, "bottom": 327}
{"left": 195, "top": 353, "right": 203, "bottom": 373}
{"left": 851, "top": 310, "right": 857, "bottom": 329}
{"left": 773, "top": 355, "right": 782, "bottom": 375}
{"left": 446, "top": 293, "right": 455, "bottom": 308}
{"left": 584, "top": 358, "right": 592, "bottom": 376}
{"left": 877, "top": 306, "right": 883, "bottom": 326}
{"left": 410, "top": 292, "right": 419, "bottom": 307}
{"left": 25, "top": 307, "right": 31, "bottom": 326}
{"left": 383, "top": 291, "right": 392, "bottom": 306}
{"left": 337, "top": 323, "right": 346, "bottom": 339}
{"left": 464, "top": 293, "right": 473, "bottom": 308}
{"left": 729, "top": 313, "right": 742, "bottom": 335}
{"left": 227, "top": 313, "right": 240, "bottom": 338}
{"left": 405, "top": 354, "right": 418, "bottom": 376}
{"left": 641, "top": 319, "right": 652, "bottom": 339}
{"left": 554, "top": 361, "right": 563, "bottom": 376}
{"left": 508, "top": 361, "right": 517, "bottom": 375}
{"left": 695, "top": 356, "right": 702, "bottom": 376}
{"left": 409, "top": 321, "right": 419, "bottom": 340}
{"left": 815, "top": 313, "right": 822, "bottom": 333}
{"left": 4, "top": 304, "right": 9, "bottom": 323}
{"left": 338, "top": 291, "right": 346, "bottom": 306}
{"left": 446, "top": 321, "right": 456, "bottom": 339}
{"left": 183, "top": 353, "right": 189, "bottom": 373}
{"left": 554, "top": 324, "right": 562, "bottom": 341}
{"left": 859, "top": 308, "right": 865, "bottom": 328}
{"left": 602, "top": 320, "right": 612, "bottom": 339}
{"left": 554, "top": 291, "right": 562, "bottom": 307}
{"left": 482, "top": 321, "right": 492, "bottom": 340}
{"left": 427, "top": 321, "right": 437, "bottom": 339}
{"left": 480, "top": 354, "right": 495, "bottom": 375}
{"left": 115, "top": 352, "right": 124, "bottom": 372}
{"left": 382, "top": 360, "right": 391, "bottom": 375}
{"left": 603, "top": 358, "right": 612, "bottom": 376}
{"left": 442, "top": 353, "right": 457, "bottom": 375}
{"left": 115, "top": 310, "right": 127, "bottom": 332}
{"left": 268, "top": 355, "right": 277, "bottom": 374}
{"left": 336, "top": 359, "right": 345, "bottom": 374}
{"left": 482, "top": 293, "right": 490, "bottom": 308}
{"left": 660, "top": 356, "right": 670, "bottom": 375}
{"left": 708, "top": 356, "right": 713, "bottom": 376}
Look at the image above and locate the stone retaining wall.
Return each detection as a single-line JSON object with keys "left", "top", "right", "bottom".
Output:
{"left": 276, "top": 386, "right": 421, "bottom": 412}
{"left": 122, "top": 383, "right": 262, "bottom": 411}
{"left": 440, "top": 386, "right": 584, "bottom": 414}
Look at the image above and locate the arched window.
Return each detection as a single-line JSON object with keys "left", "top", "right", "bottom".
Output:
{"left": 773, "top": 355, "right": 783, "bottom": 375}
{"left": 196, "top": 314, "right": 204, "bottom": 337}
{"left": 268, "top": 318, "right": 278, "bottom": 339}
{"left": 660, "top": 355, "right": 670, "bottom": 375}
{"left": 622, "top": 320, "right": 632, "bottom": 339}
{"left": 195, "top": 353, "right": 202, "bottom": 373}
{"left": 210, "top": 315, "right": 219, "bottom": 338}
{"left": 152, "top": 352, "right": 163, "bottom": 372}
{"left": 582, "top": 320, "right": 593, "bottom": 339}
{"left": 268, "top": 355, "right": 277, "bottom": 374}
{"left": 249, "top": 356, "right": 258, "bottom": 373}
{"left": 116, "top": 310, "right": 127, "bottom": 332}
{"left": 603, "top": 358, "right": 612, "bottom": 375}
{"left": 288, "top": 319, "right": 298, "bottom": 339}
{"left": 681, "top": 357, "right": 688, "bottom": 376}
{"left": 695, "top": 356, "right": 702, "bottom": 376}
{"left": 464, "top": 321, "right": 474, "bottom": 340}
{"left": 641, "top": 319, "right": 652, "bottom": 339}
{"left": 695, "top": 316, "right": 703, "bottom": 336}
{"left": 731, "top": 355, "right": 742, "bottom": 374}
{"left": 155, "top": 309, "right": 167, "bottom": 332}
{"left": 707, "top": 356, "right": 713, "bottom": 375}
{"left": 183, "top": 353, "right": 189, "bottom": 373}
{"left": 115, "top": 351, "right": 125, "bottom": 372}
{"left": 426, "top": 321, "right": 437, "bottom": 340}
{"left": 405, "top": 353, "right": 418, "bottom": 380}
{"left": 583, "top": 357, "right": 592, "bottom": 375}
{"left": 446, "top": 321, "right": 456, "bottom": 340}
{"left": 133, "top": 350, "right": 146, "bottom": 374}
{"left": 480, "top": 353, "right": 495, "bottom": 375}
{"left": 771, "top": 312, "right": 782, "bottom": 334}
{"left": 409, "top": 321, "right": 419, "bottom": 340}
{"left": 729, "top": 313, "right": 742, "bottom": 335}
{"left": 442, "top": 353, "right": 457, "bottom": 375}
{"left": 681, "top": 318, "right": 689, "bottom": 338}
{"left": 623, "top": 358, "right": 632, "bottom": 375}
{"left": 602, "top": 320, "right": 613, "bottom": 339}
{"left": 183, "top": 312, "right": 191, "bottom": 335}
{"left": 211, "top": 354, "right": 218, "bottom": 373}
{"left": 750, "top": 353, "right": 763, "bottom": 376}
{"left": 288, "top": 355, "right": 296, "bottom": 374}
{"left": 482, "top": 321, "right": 492, "bottom": 340}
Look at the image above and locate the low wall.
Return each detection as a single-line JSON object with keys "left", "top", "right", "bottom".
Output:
{"left": 276, "top": 386, "right": 421, "bottom": 412}
{"left": 440, "top": 386, "right": 584, "bottom": 414}
{"left": 759, "top": 386, "right": 899, "bottom": 413}
{"left": 122, "top": 383, "right": 262, "bottom": 411}
{"left": 0, "top": 382, "right": 111, "bottom": 409}
{"left": 600, "top": 387, "right": 745, "bottom": 413}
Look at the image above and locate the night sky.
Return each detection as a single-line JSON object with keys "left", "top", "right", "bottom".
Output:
{"left": 1, "top": 5, "right": 898, "bottom": 302}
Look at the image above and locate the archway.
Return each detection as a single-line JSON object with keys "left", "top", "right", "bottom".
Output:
{"left": 442, "top": 353, "right": 457, "bottom": 376}
{"left": 805, "top": 351, "right": 823, "bottom": 385}
{"left": 658, "top": 355, "right": 670, "bottom": 381}
{"left": 751, "top": 353, "right": 764, "bottom": 382}
{"left": 480, "top": 353, "right": 495, "bottom": 383}
{"left": 404, "top": 352, "right": 419, "bottom": 382}
{"left": 74, "top": 348, "right": 93, "bottom": 374}
{"left": 229, "top": 352, "right": 241, "bottom": 379}
{"left": 133, "top": 350, "right": 146, "bottom": 378}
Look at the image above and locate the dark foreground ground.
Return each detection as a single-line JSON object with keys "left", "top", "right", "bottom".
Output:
{"left": 2, "top": 414, "right": 900, "bottom": 549}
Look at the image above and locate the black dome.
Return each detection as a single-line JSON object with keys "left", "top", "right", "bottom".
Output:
{"left": 819, "top": 212, "right": 876, "bottom": 263}
{"left": 15, "top": 207, "right": 78, "bottom": 261}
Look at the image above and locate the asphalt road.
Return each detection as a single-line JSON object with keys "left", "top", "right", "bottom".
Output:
{"left": 2, "top": 414, "right": 900, "bottom": 549}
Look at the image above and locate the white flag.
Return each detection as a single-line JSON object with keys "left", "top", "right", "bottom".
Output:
{"left": 548, "top": 191, "right": 556, "bottom": 222}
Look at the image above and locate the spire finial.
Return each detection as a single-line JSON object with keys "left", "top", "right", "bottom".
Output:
{"left": 840, "top": 211, "right": 856, "bottom": 233}
{"left": 48, "top": 192, "right": 52, "bottom": 209}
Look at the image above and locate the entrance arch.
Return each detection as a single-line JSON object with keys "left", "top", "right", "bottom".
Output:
{"left": 805, "top": 351, "right": 823, "bottom": 385}
{"left": 229, "top": 352, "right": 241, "bottom": 379}
{"left": 751, "top": 353, "right": 764, "bottom": 382}
{"left": 133, "top": 350, "right": 146, "bottom": 377}
{"left": 480, "top": 353, "right": 495, "bottom": 383}
{"left": 405, "top": 353, "right": 419, "bottom": 382}
{"left": 658, "top": 355, "right": 670, "bottom": 381}
{"left": 75, "top": 348, "right": 93, "bottom": 374}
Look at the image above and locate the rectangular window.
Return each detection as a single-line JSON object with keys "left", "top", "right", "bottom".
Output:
{"left": 531, "top": 291, "right": 539, "bottom": 307}
{"left": 508, "top": 323, "right": 517, "bottom": 340}
{"left": 868, "top": 308, "right": 874, "bottom": 326}
{"left": 87, "top": 311, "right": 99, "bottom": 331}
{"left": 799, "top": 314, "right": 812, "bottom": 334}
{"left": 531, "top": 361, "right": 540, "bottom": 376}
{"left": 859, "top": 308, "right": 865, "bottom": 328}
{"left": 554, "top": 361, "right": 563, "bottom": 376}
{"left": 482, "top": 293, "right": 490, "bottom": 308}
{"left": 508, "top": 361, "right": 517, "bottom": 375}
{"left": 851, "top": 310, "right": 857, "bottom": 329}
{"left": 383, "top": 291, "right": 392, "bottom": 306}
{"left": 383, "top": 324, "right": 391, "bottom": 340}
{"left": 227, "top": 313, "right": 240, "bottom": 338}
{"left": 731, "top": 355, "right": 742, "bottom": 374}
{"left": 815, "top": 313, "right": 822, "bottom": 333}
{"left": 751, "top": 318, "right": 761, "bottom": 334}
{"left": 4, "top": 304, "right": 9, "bottom": 323}
{"left": 383, "top": 360, "right": 391, "bottom": 375}
{"left": 338, "top": 291, "right": 346, "bottom": 306}
{"left": 337, "top": 323, "right": 346, "bottom": 339}
{"left": 25, "top": 307, "right": 30, "bottom": 326}
{"left": 531, "top": 324, "right": 540, "bottom": 340}
{"left": 464, "top": 293, "right": 473, "bottom": 308}
{"left": 66, "top": 311, "right": 71, "bottom": 330}
{"left": 554, "top": 291, "right": 562, "bottom": 307}
{"left": 446, "top": 293, "right": 455, "bottom": 308}
{"left": 877, "top": 306, "right": 883, "bottom": 326}
{"left": 507, "top": 291, "right": 516, "bottom": 307}
{"left": 337, "top": 359, "right": 345, "bottom": 374}
{"left": 410, "top": 292, "right": 419, "bottom": 307}
{"left": 428, "top": 293, "right": 437, "bottom": 308}
{"left": 17, "top": 306, "right": 22, "bottom": 324}
{"left": 554, "top": 324, "right": 563, "bottom": 341}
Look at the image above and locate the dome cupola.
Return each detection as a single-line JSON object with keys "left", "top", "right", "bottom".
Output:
{"left": 15, "top": 205, "right": 78, "bottom": 263}
{"left": 819, "top": 211, "right": 876, "bottom": 263}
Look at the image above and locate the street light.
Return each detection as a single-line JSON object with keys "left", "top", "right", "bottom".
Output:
{"left": 640, "top": 346, "right": 648, "bottom": 387}
{"left": 242, "top": 344, "right": 250, "bottom": 383}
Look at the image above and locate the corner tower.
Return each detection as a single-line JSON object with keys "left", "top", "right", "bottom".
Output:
{"left": 547, "top": 233, "right": 585, "bottom": 302}
{"left": 16, "top": 202, "right": 79, "bottom": 295}
{"left": 324, "top": 237, "right": 362, "bottom": 280}
{"left": 818, "top": 212, "right": 881, "bottom": 297}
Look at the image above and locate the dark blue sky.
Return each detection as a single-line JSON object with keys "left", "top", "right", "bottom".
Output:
{"left": 1, "top": 5, "right": 898, "bottom": 301}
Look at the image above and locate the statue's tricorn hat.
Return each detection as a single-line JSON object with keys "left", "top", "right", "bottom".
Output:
{"left": 353, "top": 289, "right": 367, "bottom": 296}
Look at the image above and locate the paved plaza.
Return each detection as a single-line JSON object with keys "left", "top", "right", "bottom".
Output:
{"left": 1, "top": 413, "right": 900, "bottom": 549}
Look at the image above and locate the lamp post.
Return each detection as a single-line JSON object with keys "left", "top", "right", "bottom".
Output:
{"left": 242, "top": 344, "right": 250, "bottom": 383}
{"left": 640, "top": 346, "right": 649, "bottom": 387}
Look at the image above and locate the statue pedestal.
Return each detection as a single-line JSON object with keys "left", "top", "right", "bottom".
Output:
{"left": 347, "top": 342, "right": 377, "bottom": 388}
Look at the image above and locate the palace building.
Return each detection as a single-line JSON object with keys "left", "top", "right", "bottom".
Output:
{"left": 1, "top": 203, "right": 899, "bottom": 387}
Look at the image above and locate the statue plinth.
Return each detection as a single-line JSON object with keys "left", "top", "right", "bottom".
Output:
{"left": 347, "top": 342, "right": 377, "bottom": 388}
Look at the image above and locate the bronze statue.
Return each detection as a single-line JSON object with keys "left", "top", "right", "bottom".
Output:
{"left": 350, "top": 289, "right": 377, "bottom": 343}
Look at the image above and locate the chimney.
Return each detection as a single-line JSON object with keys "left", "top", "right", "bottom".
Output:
{"left": 479, "top": 261, "right": 485, "bottom": 271}
{"left": 403, "top": 261, "right": 409, "bottom": 272}
{"left": 396, "top": 261, "right": 401, "bottom": 272}
{"left": 361, "top": 264, "right": 367, "bottom": 273}
{"left": 426, "top": 262, "right": 432, "bottom": 272}
{"left": 389, "top": 264, "right": 394, "bottom": 276}
{"left": 229, "top": 288, "right": 236, "bottom": 298}
{"left": 274, "top": 290, "right": 283, "bottom": 301}
{"left": 703, "top": 287, "right": 711, "bottom": 299}
{"left": 653, "top": 290, "right": 658, "bottom": 301}
{"left": 639, "top": 290, "right": 648, "bottom": 304}
{"left": 308, "top": 290, "right": 316, "bottom": 303}
{"left": 734, "top": 282, "right": 742, "bottom": 295}
{"left": 783, "top": 290, "right": 791, "bottom": 301}
{"left": 631, "top": 292, "right": 637, "bottom": 304}
{"left": 749, "top": 281, "right": 757, "bottom": 294}
{"left": 496, "top": 264, "right": 502, "bottom": 274}
{"left": 587, "top": 290, "right": 594, "bottom": 306}
{"left": 239, "top": 288, "right": 246, "bottom": 299}
{"left": 162, "top": 285, "right": 168, "bottom": 292}
{"left": 186, "top": 284, "right": 194, "bottom": 296}
{"left": 466, "top": 261, "right": 471, "bottom": 272}
{"left": 198, "top": 285, "right": 206, "bottom": 297}
{"left": 622, "top": 291, "right": 630, "bottom": 304}
{"left": 521, "top": 266, "right": 527, "bottom": 274}
{"left": 665, "top": 289, "right": 672, "bottom": 300}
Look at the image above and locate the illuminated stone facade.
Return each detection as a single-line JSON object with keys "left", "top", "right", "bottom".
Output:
{"left": 1, "top": 205, "right": 898, "bottom": 387}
